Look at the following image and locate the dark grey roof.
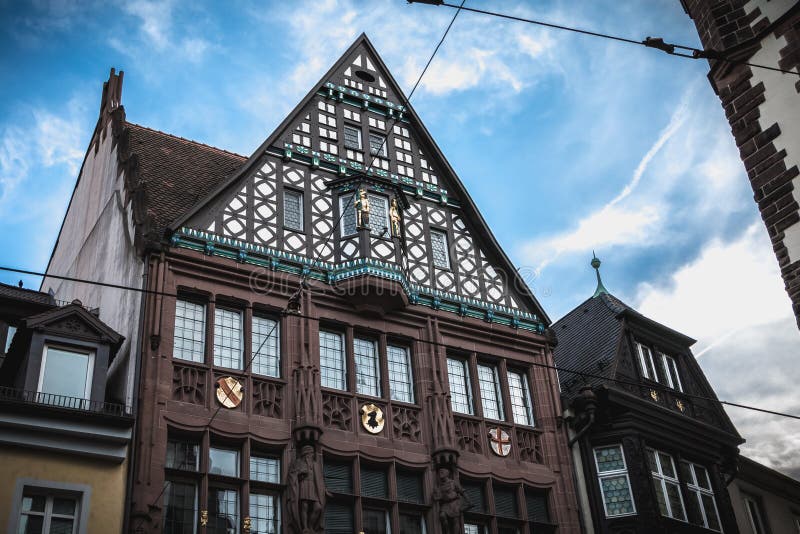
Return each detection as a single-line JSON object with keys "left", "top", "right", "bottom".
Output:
{"left": 0, "top": 283, "right": 54, "bottom": 306}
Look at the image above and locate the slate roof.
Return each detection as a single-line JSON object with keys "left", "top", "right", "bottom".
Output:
{"left": 126, "top": 123, "right": 247, "bottom": 241}
{"left": 0, "top": 282, "right": 55, "bottom": 306}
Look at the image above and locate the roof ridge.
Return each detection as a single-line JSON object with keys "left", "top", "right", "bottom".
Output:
{"left": 0, "top": 281, "right": 50, "bottom": 296}
{"left": 125, "top": 122, "right": 247, "bottom": 160}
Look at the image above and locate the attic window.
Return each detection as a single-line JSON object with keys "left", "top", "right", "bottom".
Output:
{"left": 355, "top": 70, "right": 375, "bottom": 82}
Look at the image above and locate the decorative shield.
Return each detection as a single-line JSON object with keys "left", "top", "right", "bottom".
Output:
{"left": 360, "top": 403, "right": 385, "bottom": 434}
{"left": 216, "top": 376, "right": 243, "bottom": 408}
{"left": 488, "top": 427, "right": 511, "bottom": 457}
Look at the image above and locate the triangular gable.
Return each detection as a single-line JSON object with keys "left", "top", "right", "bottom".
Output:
{"left": 170, "top": 34, "right": 549, "bottom": 324}
{"left": 24, "top": 303, "right": 123, "bottom": 347}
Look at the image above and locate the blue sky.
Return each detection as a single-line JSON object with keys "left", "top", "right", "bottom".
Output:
{"left": 1, "top": 0, "right": 798, "bottom": 476}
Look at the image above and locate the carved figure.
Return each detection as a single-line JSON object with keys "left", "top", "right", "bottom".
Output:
{"left": 390, "top": 198, "right": 402, "bottom": 236}
{"left": 433, "top": 467, "right": 470, "bottom": 534}
{"left": 355, "top": 188, "right": 370, "bottom": 228}
{"left": 286, "top": 445, "right": 326, "bottom": 534}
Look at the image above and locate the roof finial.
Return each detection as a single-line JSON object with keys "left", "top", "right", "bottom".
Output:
{"left": 591, "top": 251, "right": 608, "bottom": 297}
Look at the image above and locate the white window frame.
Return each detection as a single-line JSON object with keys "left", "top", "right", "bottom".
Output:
{"left": 37, "top": 344, "right": 94, "bottom": 402}
{"left": 744, "top": 495, "right": 768, "bottom": 534}
{"left": 592, "top": 444, "right": 637, "bottom": 518}
{"left": 283, "top": 189, "right": 304, "bottom": 231}
{"left": 686, "top": 462, "right": 721, "bottom": 532}
{"left": 660, "top": 353, "right": 683, "bottom": 392}
{"left": 430, "top": 229, "right": 451, "bottom": 269}
{"left": 648, "top": 448, "right": 687, "bottom": 522}
{"left": 343, "top": 125, "right": 362, "bottom": 150}
{"left": 369, "top": 132, "right": 388, "bottom": 157}
{"left": 635, "top": 341, "right": 659, "bottom": 382}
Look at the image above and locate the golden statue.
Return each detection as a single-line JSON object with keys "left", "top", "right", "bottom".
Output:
{"left": 355, "top": 188, "right": 370, "bottom": 228}
{"left": 390, "top": 198, "right": 402, "bottom": 237}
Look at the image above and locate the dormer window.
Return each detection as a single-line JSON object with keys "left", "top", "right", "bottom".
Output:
{"left": 661, "top": 354, "right": 683, "bottom": 392}
{"left": 37, "top": 345, "right": 94, "bottom": 406}
{"left": 635, "top": 341, "right": 658, "bottom": 382}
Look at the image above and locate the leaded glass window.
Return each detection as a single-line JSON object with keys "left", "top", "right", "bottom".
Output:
{"left": 208, "top": 487, "right": 239, "bottom": 534}
{"left": 252, "top": 316, "right": 280, "bottom": 377}
{"left": 344, "top": 125, "right": 361, "bottom": 149}
{"left": 507, "top": 370, "right": 534, "bottom": 426}
{"left": 250, "top": 455, "right": 280, "bottom": 483}
{"left": 387, "top": 345, "right": 414, "bottom": 403}
{"left": 163, "top": 481, "right": 197, "bottom": 534}
{"left": 320, "top": 331, "right": 346, "bottom": 390}
{"left": 686, "top": 463, "right": 721, "bottom": 531}
{"left": 446, "top": 357, "right": 473, "bottom": 415}
{"left": 339, "top": 194, "right": 357, "bottom": 236}
{"left": 209, "top": 447, "right": 239, "bottom": 477}
{"left": 250, "top": 493, "right": 280, "bottom": 534}
{"left": 284, "top": 190, "right": 304, "bottom": 231}
{"left": 166, "top": 438, "right": 199, "bottom": 471}
{"left": 369, "top": 133, "right": 387, "bottom": 157}
{"left": 648, "top": 448, "right": 686, "bottom": 521}
{"left": 354, "top": 337, "right": 380, "bottom": 397}
{"left": 593, "top": 445, "right": 636, "bottom": 517}
{"left": 430, "top": 230, "right": 450, "bottom": 269}
{"left": 214, "top": 308, "right": 242, "bottom": 369}
{"left": 368, "top": 194, "right": 389, "bottom": 236}
{"left": 174, "top": 299, "right": 206, "bottom": 362}
{"left": 477, "top": 364, "right": 504, "bottom": 420}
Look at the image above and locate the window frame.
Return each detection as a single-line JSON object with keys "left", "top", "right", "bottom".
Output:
{"left": 213, "top": 306, "right": 244, "bottom": 371}
{"left": 685, "top": 462, "right": 721, "bottom": 532}
{"left": 283, "top": 188, "right": 305, "bottom": 232}
{"left": 446, "top": 356, "right": 474, "bottom": 415}
{"left": 648, "top": 448, "right": 687, "bottom": 522}
{"left": 367, "top": 193, "right": 390, "bottom": 237}
{"left": 387, "top": 344, "right": 414, "bottom": 404}
{"left": 173, "top": 297, "right": 207, "bottom": 363}
{"left": 339, "top": 193, "right": 358, "bottom": 237}
{"left": 592, "top": 444, "right": 637, "bottom": 518}
{"left": 353, "top": 336, "right": 381, "bottom": 398}
{"left": 10, "top": 479, "right": 91, "bottom": 534}
{"left": 343, "top": 124, "right": 362, "bottom": 150}
{"left": 251, "top": 314, "right": 281, "bottom": 378}
{"left": 37, "top": 344, "right": 94, "bottom": 402}
{"left": 507, "top": 368, "right": 535, "bottom": 427}
{"left": 477, "top": 362, "right": 504, "bottom": 421}
{"left": 368, "top": 132, "right": 388, "bottom": 157}
{"left": 319, "top": 329, "right": 347, "bottom": 391}
{"left": 660, "top": 353, "right": 683, "bottom": 392}
{"left": 429, "top": 228, "right": 451, "bottom": 270}
{"left": 744, "top": 494, "right": 768, "bottom": 534}
{"left": 635, "top": 341, "right": 659, "bottom": 382}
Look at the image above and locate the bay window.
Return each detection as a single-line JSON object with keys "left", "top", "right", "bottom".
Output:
{"left": 647, "top": 449, "right": 686, "bottom": 521}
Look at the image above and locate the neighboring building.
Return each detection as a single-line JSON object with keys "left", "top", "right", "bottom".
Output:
{"left": 729, "top": 456, "right": 800, "bottom": 534}
{"left": 0, "top": 282, "right": 133, "bottom": 533}
{"left": 680, "top": 0, "right": 800, "bottom": 327}
{"left": 553, "top": 257, "right": 744, "bottom": 533}
{"left": 44, "top": 35, "right": 582, "bottom": 533}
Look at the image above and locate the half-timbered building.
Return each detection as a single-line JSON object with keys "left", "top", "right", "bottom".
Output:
{"left": 42, "top": 35, "right": 581, "bottom": 533}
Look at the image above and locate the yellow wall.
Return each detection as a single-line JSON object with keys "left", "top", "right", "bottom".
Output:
{"left": 0, "top": 445, "right": 128, "bottom": 534}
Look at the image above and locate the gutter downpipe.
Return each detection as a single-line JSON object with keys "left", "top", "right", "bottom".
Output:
{"left": 566, "top": 387, "right": 598, "bottom": 534}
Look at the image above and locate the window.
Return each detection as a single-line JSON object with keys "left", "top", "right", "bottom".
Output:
{"left": 635, "top": 341, "right": 658, "bottom": 382}
{"left": 252, "top": 316, "right": 280, "bottom": 377}
{"left": 208, "top": 487, "right": 239, "bottom": 534}
{"left": 369, "top": 133, "right": 387, "bottom": 157}
{"left": 446, "top": 357, "right": 473, "bottom": 415}
{"left": 166, "top": 438, "right": 200, "bottom": 471}
{"left": 320, "top": 331, "right": 346, "bottom": 390}
{"left": 494, "top": 485, "right": 519, "bottom": 518}
{"left": 354, "top": 337, "right": 380, "bottom": 397}
{"left": 324, "top": 459, "right": 354, "bottom": 534}
{"left": 430, "top": 230, "right": 450, "bottom": 269}
{"left": 744, "top": 495, "right": 768, "bottom": 534}
{"left": 477, "top": 364, "right": 504, "bottom": 420}
{"left": 340, "top": 194, "right": 358, "bottom": 237}
{"left": 368, "top": 194, "right": 390, "bottom": 236}
{"left": 4, "top": 324, "right": 16, "bottom": 352}
{"left": 465, "top": 523, "right": 487, "bottom": 534}
{"left": 397, "top": 470, "right": 423, "bottom": 504}
{"left": 399, "top": 513, "right": 424, "bottom": 534}
{"left": 525, "top": 489, "right": 551, "bottom": 527}
{"left": 361, "top": 466, "right": 388, "bottom": 498}
{"left": 163, "top": 481, "right": 197, "bottom": 534}
{"left": 387, "top": 345, "right": 414, "bottom": 403}
{"left": 250, "top": 493, "right": 279, "bottom": 534}
{"left": 685, "top": 463, "right": 720, "bottom": 531}
{"left": 325, "top": 502, "right": 354, "bottom": 534}
{"left": 250, "top": 455, "right": 280, "bottom": 483}
{"left": 175, "top": 299, "right": 206, "bottom": 362}
{"left": 344, "top": 125, "right": 361, "bottom": 149}
{"left": 38, "top": 346, "right": 93, "bottom": 407}
{"left": 593, "top": 445, "right": 636, "bottom": 517}
{"left": 507, "top": 370, "right": 534, "bottom": 426}
{"left": 284, "top": 190, "right": 304, "bottom": 231}
{"left": 214, "top": 308, "right": 243, "bottom": 370}
{"left": 209, "top": 447, "right": 240, "bottom": 477}
{"left": 18, "top": 493, "right": 79, "bottom": 534}
{"left": 647, "top": 449, "right": 686, "bottom": 521}
{"left": 363, "top": 508, "right": 390, "bottom": 534}
{"left": 661, "top": 354, "right": 683, "bottom": 392}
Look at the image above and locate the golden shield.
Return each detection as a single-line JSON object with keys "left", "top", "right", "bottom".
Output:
{"left": 360, "top": 403, "right": 385, "bottom": 434}
{"left": 216, "top": 376, "right": 243, "bottom": 408}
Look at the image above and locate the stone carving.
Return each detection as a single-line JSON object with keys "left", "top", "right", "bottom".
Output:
{"left": 454, "top": 417, "right": 482, "bottom": 454}
{"left": 516, "top": 429, "right": 544, "bottom": 463}
{"left": 392, "top": 406, "right": 421, "bottom": 442}
{"left": 433, "top": 466, "right": 470, "bottom": 534}
{"left": 322, "top": 392, "right": 352, "bottom": 431}
{"left": 172, "top": 365, "right": 206, "bottom": 404}
{"left": 355, "top": 187, "right": 370, "bottom": 228}
{"left": 286, "top": 444, "right": 326, "bottom": 534}
{"left": 293, "top": 364, "right": 319, "bottom": 426}
{"left": 252, "top": 380, "right": 283, "bottom": 418}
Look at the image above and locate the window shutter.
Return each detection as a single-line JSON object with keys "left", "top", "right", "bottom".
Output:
{"left": 494, "top": 486, "right": 518, "bottom": 518}
{"left": 525, "top": 490, "right": 550, "bottom": 522}
{"left": 324, "top": 460, "right": 352, "bottom": 494}
{"left": 397, "top": 471, "right": 423, "bottom": 503}
{"left": 324, "top": 502, "right": 354, "bottom": 534}
{"left": 462, "top": 481, "right": 485, "bottom": 513}
{"left": 360, "top": 466, "right": 388, "bottom": 498}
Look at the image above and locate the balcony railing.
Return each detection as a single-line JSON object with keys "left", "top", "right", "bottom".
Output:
{"left": 0, "top": 386, "right": 127, "bottom": 417}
